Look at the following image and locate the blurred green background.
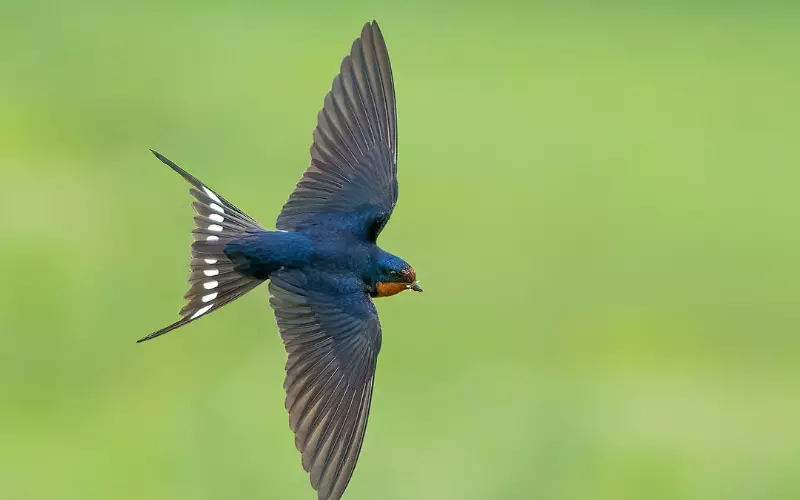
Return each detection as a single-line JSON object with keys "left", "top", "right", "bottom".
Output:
{"left": 1, "top": 1, "right": 799, "bottom": 499}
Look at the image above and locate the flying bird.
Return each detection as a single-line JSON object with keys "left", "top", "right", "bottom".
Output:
{"left": 138, "top": 21, "right": 419, "bottom": 500}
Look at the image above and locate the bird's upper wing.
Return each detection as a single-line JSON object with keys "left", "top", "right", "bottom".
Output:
{"left": 268, "top": 269, "right": 382, "bottom": 500}
{"left": 276, "top": 21, "right": 398, "bottom": 242}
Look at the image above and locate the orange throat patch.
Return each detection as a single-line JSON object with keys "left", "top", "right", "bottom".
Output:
{"left": 375, "top": 282, "right": 407, "bottom": 297}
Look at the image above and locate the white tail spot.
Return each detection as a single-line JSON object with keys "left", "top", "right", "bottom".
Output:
{"left": 208, "top": 224, "right": 223, "bottom": 232}
{"left": 204, "top": 258, "right": 218, "bottom": 265}
{"left": 204, "top": 269, "right": 219, "bottom": 277}
{"left": 202, "top": 186, "right": 222, "bottom": 203}
{"left": 206, "top": 235, "right": 219, "bottom": 242}
{"left": 209, "top": 213, "right": 224, "bottom": 223}
{"left": 209, "top": 203, "right": 225, "bottom": 214}
{"left": 203, "top": 280, "right": 218, "bottom": 290}
{"left": 202, "top": 292, "right": 218, "bottom": 303}
{"left": 190, "top": 304, "right": 213, "bottom": 319}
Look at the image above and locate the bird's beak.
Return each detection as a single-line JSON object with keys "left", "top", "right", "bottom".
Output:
{"left": 409, "top": 281, "right": 423, "bottom": 292}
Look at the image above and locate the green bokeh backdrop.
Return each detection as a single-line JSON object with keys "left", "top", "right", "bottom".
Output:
{"left": 1, "top": 2, "right": 799, "bottom": 499}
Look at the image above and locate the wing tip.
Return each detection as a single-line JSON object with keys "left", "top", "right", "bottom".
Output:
{"left": 362, "top": 20, "right": 383, "bottom": 40}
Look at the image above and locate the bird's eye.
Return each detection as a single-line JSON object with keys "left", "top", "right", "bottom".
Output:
{"left": 388, "top": 269, "right": 401, "bottom": 278}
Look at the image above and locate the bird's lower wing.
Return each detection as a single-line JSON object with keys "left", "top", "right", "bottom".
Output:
{"left": 268, "top": 269, "right": 381, "bottom": 500}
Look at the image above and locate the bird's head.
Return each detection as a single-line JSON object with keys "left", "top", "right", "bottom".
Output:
{"left": 373, "top": 254, "right": 422, "bottom": 297}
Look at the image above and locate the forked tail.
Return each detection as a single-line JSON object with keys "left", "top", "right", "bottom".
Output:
{"left": 138, "top": 150, "right": 265, "bottom": 343}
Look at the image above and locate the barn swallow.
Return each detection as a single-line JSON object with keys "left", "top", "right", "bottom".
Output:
{"left": 138, "top": 21, "right": 419, "bottom": 500}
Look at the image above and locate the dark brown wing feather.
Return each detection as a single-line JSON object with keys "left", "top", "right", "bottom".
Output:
{"left": 276, "top": 21, "right": 398, "bottom": 241}
{"left": 269, "top": 269, "right": 381, "bottom": 500}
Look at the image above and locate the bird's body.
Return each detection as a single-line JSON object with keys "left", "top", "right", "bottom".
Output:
{"left": 225, "top": 228, "right": 412, "bottom": 297}
{"left": 139, "top": 21, "right": 419, "bottom": 500}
